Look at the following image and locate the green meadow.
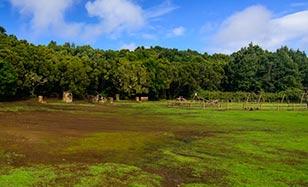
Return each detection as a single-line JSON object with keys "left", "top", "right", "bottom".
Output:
{"left": 0, "top": 101, "right": 307, "bottom": 186}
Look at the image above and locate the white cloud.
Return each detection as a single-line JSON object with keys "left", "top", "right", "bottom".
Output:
{"left": 120, "top": 43, "right": 137, "bottom": 51}
{"left": 213, "top": 5, "right": 308, "bottom": 53}
{"left": 9, "top": 0, "right": 81, "bottom": 38}
{"left": 145, "top": 0, "right": 178, "bottom": 19}
{"left": 169, "top": 26, "right": 186, "bottom": 37}
{"left": 9, "top": 0, "right": 177, "bottom": 40}
{"left": 85, "top": 0, "right": 145, "bottom": 35}
{"left": 83, "top": 0, "right": 177, "bottom": 38}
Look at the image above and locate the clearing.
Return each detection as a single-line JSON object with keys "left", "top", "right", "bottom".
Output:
{"left": 0, "top": 101, "right": 307, "bottom": 186}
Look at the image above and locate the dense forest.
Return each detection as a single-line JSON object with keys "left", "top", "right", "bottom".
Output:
{"left": 0, "top": 26, "right": 308, "bottom": 101}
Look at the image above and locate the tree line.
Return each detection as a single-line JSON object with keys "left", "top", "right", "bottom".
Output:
{"left": 0, "top": 26, "right": 307, "bottom": 101}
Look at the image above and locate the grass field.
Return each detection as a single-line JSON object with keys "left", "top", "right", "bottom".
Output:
{"left": 0, "top": 100, "right": 307, "bottom": 186}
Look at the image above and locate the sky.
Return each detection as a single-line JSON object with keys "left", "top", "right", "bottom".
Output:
{"left": 1, "top": 0, "right": 308, "bottom": 54}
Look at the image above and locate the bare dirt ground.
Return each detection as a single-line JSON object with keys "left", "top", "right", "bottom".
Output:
{"left": 0, "top": 104, "right": 210, "bottom": 186}
{"left": 1, "top": 111, "right": 163, "bottom": 162}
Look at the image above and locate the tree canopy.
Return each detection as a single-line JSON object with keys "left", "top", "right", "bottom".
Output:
{"left": 0, "top": 27, "right": 307, "bottom": 100}
{"left": 0, "top": 26, "right": 6, "bottom": 35}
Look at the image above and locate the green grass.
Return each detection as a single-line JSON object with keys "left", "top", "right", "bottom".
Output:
{"left": 0, "top": 101, "right": 307, "bottom": 186}
{"left": 0, "top": 166, "right": 56, "bottom": 187}
{"left": 120, "top": 102, "right": 308, "bottom": 186}
{"left": 0, "top": 164, "right": 161, "bottom": 187}
{"left": 76, "top": 163, "right": 161, "bottom": 187}
{"left": 65, "top": 132, "right": 164, "bottom": 154}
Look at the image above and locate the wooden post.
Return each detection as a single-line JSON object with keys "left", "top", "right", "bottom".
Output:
{"left": 277, "top": 101, "right": 280, "bottom": 111}
{"left": 245, "top": 93, "right": 251, "bottom": 110}
{"left": 281, "top": 94, "right": 285, "bottom": 103}
{"left": 258, "top": 94, "right": 262, "bottom": 110}
{"left": 300, "top": 93, "right": 305, "bottom": 104}
{"left": 262, "top": 98, "right": 266, "bottom": 110}
{"left": 258, "top": 94, "right": 262, "bottom": 103}
{"left": 116, "top": 94, "right": 120, "bottom": 101}
{"left": 278, "top": 94, "right": 285, "bottom": 111}
{"left": 246, "top": 93, "right": 250, "bottom": 103}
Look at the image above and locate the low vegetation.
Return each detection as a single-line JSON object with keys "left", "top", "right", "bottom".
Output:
{"left": 0, "top": 101, "right": 307, "bottom": 186}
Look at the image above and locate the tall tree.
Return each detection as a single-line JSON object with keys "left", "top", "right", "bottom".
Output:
{"left": 271, "top": 47, "right": 302, "bottom": 91}
{"left": 0, "top": 26, "right": 6, "bottom": 35}
{"left": 0, "top": 60, "right": 17, "bottom": 99}
{"left": 224, "top": 44, "right": 268, "bottom": 92}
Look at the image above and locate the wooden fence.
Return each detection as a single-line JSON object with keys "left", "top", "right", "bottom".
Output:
{"left": 167, "top": 100, "right": 308, "bottom": 111}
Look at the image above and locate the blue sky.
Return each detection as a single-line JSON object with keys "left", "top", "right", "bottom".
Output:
{"left": 1, "top": 0, "right": 308, "bottom": 53}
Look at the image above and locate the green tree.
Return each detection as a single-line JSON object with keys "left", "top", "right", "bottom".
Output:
{"left": 0, "top": 26, "right": 6, "bottom": 35}
{"left": 224, "top": 44, "right": 269, "bottom": 92}
{"left": 271, "top": 47, "right": 302, "bottom": 91}
{"left": 115, "top": 59, "right": 149, "bottom": 97}
{"left": 0, "top": 60, "right": 17, "bottom": 99}
{"left": 57, "top": 56, "right": 90, "bottom": 97}
{"left": 0, "top": 25, "right": 307, "bottom": 101}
